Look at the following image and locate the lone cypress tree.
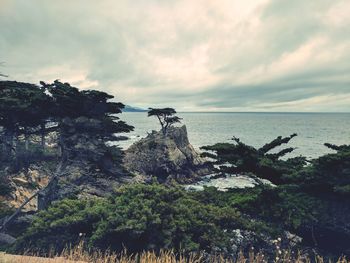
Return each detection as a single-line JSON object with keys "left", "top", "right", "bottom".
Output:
{"left": 147, "top": 107, "right": 181, "bottom": 135}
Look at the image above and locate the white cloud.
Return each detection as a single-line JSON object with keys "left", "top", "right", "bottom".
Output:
{"left": 0, "top": 0, "right": 349, "bottom": 111}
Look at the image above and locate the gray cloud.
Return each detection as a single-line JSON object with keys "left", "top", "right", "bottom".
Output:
{"left": 0, "top": 0, "right": 349, "bottom": 111}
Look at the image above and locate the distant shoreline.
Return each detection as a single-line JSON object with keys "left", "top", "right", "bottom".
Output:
{"left": 124, "top": 111, "right": 350, "bottom": 114}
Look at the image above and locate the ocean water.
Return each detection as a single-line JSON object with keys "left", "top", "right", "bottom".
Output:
{"left": 119, "top": 112, "right": 350, "bottom": 159}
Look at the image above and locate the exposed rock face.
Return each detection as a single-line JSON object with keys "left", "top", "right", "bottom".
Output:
{"left": 37, "top": 160, "right": 132, "bottom": 210}
{"left": 123, "top": 125, "right": 210, "bottom": 183}
{"left": 2, "top": 165, "right": 50, "bottom": 212}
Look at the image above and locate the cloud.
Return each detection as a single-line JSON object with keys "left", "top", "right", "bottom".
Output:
{"left": 0, "top": 0, "right": 349, "bottom": 111}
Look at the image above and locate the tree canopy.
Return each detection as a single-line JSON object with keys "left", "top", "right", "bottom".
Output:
{"left": 201, "top": 134, "right": 305, "bottom": 185}
{"left": 201, "top": 135, "right": 350, "bottom": 254}
{"left": 0, "top": 80, "right": 133, "bottom": 172}
{"left": 147, "top": 107, "right": 181, "bottom": 135}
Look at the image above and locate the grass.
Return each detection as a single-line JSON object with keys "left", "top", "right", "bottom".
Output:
{"left": 0, "top": 251, "right": 348, "bottom": 263}
{"left": 0, "top": 242, "right": 348, "bottom": 263}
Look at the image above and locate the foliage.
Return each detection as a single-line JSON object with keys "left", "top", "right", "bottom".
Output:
{"left": 0, "top": 81, "right": 50, "bottom": 131}
{"left": 193, "top": 185, "right": 321, "bottom": 232}
{"left": 15, "top": 183, "right": 250, "bottom": 254}
{"left": 0, "top": 80, "right": 134, "bottom": 196}
{"left": 0, "top": 81, "right": 52, "bottom": 164}
{"left": 147, "top": 108, "right": 181, "bottom": 135}
{"left": 294, "top": 143, "right": 350, "bottom": 195}
{"left": 37, "top": 81, "right": 134, "bottom": 177}
{"left": 201, "top": 134, "right": 306, "bottom": 184}
{"left": 201, "top": 136, "right": 350, "bottom": 254}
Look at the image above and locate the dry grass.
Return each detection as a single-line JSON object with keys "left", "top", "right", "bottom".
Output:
{"left": 0, "top": 243, "right": 348, "bottom": 263}
{"left": 0, "top": 252, "right": 85, "bottom": 263}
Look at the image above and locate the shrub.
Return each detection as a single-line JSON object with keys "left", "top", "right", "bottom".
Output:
{"left": 15, "top": 183, "right": 248, "bottom": 254}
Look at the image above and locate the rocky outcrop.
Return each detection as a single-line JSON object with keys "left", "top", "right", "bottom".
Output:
{"left": 123, "top": 125, "right": 210, "bottom": 183}
{"left": 37, "top": 159, "right": 133, "bottom": 210}
{"left": 1, "top": 159, "right": 133, "bottom": 214}
{"left": 2, "top": 165, "right": 50, "bottom": 212}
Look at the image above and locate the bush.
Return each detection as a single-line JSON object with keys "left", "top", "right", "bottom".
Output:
{"left": 193, "top": 186, "right": 321, "bottom": 232}
{"left": 15, "top": 183, "right": 249, "bottom": 254}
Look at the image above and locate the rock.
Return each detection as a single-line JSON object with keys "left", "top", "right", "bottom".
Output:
{"left": 228, "top": 229, "right": 275, "bottom": 257}
{"left": 284, "top": 231, "right": 302, "bottom": 247}
{"left": 2, "top": 164, "right": 50, "bottom": 212}
{"left": 0, "top": 233, "right": 16, "bottom": 245}
{"left": 123, "top": 125, "right": 211, "bottom": 183}
{"left": 11, "top": 177, "right": 29, "bottom": 187}
{"left": 37, "top": 159, "right": 131, "bottom": 210}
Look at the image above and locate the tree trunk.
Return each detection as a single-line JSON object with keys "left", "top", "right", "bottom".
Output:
{"left": 57, "top": 121, "right": 65, "bottom": 158}
{"left": 156, "top": 115, "right": 166, "bottom": 136}
{"left": 0, "top": 160, "right": 65, "bottom": 232}
{"left": 58, "top": 133, "right": 64, "bottom": 158}
{"left": 40, "top": 123, "right": 45, "bottom": 151}
{"left": 24, "top": 130, "right": 29, "bottom": 152}
{"left": 3, "top": 129, "right": 14, "bottom": 157}
{"left": 12, "top": 133, "right": 17, "bottom": 156}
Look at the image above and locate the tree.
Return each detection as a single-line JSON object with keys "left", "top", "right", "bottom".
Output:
{"left": 147, "top": 107, "right": 181, "bottom": 135}
{"left": 202, "top": 136, "right": 350, "bottom": 253}
{"left": 37, "top": 80, "right": 134, "bottom": 175}
{"left": 201, "top": 134, "right": 305, "bottom": 185}
{"left": 1, "top": 80, "right": 135, "bottom": 232}
{"left": 0, "top": 81, "right": 52, "bottom": 160}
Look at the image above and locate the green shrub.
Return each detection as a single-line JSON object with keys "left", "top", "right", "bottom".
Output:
{"left": 193, "top": 186, "right": 321, "bottom": 232}
{"left": 15, "top": 183, "right": 249, "bottom": 254}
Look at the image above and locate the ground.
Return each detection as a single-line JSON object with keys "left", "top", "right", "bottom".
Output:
{"left": 0, "top": 253, "right": 86, "bottom": 263}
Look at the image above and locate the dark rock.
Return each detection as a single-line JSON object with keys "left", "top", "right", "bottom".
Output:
{"left": 37, "top": 160, "right": 131, "bottom": 210}
{"left": 123, "top": 125, "right": 211, "bottom": 183}
{"left": 0, "top": 233, "right": 16, "bottom": 245}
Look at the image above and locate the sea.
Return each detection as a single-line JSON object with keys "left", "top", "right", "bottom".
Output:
{"left": 119, "top": 112, "right": 350, "bottom": 189}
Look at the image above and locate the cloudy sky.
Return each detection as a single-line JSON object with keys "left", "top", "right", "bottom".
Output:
{"left": 1, "top": 0, "right": 350, "bottom": 112}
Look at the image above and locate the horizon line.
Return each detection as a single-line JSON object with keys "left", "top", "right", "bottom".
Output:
{"left": 178, "top": 111, "right": 350, "bottom": 114}
{"left": 125, "top": 110, "right": 350, "bottom": 114}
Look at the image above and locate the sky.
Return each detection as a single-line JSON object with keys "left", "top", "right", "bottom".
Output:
{"left": 0, "top": 0, "right": 350, "bottom": 112}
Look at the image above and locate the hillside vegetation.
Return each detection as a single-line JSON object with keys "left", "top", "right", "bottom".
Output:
{"left": 0, "top": 80, "right": 349, "bottom": 261}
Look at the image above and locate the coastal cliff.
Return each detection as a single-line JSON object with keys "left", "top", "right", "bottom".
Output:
{"left": 1, "top": 125, "right": 208, "bottom": 214}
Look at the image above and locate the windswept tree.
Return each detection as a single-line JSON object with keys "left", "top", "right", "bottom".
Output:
{"left": 148, "top": 107, "right": 181, "bottom": 135}
{"left": 40, "top": 80, "right": 84, "bottom": 157}
{"left": 40, "top": 80, "right": 134, "bottom": 172}
{"left": 0, "top": 80, "right": 135, "bottom": 230}
{"left": 0, "top": 81, "right": 52, "bottom": 160}
{"left": 201, "top": 134, "right": 306, "bottom": 185}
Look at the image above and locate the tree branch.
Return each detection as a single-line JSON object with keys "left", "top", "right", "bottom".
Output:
{"left": 0, "top": 160, "right": 66, "bottom": 233}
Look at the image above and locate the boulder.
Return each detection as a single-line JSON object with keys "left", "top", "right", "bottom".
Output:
{"left": 123, "top": 125, "right": 211, "bottom": 183}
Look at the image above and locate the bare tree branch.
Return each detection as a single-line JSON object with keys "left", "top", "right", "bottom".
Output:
{"left": 0, "top": 160, "right": 66, "bottom": 233}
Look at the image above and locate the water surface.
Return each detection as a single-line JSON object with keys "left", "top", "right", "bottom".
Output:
{"left": 119, "top": 112, "right": 350, "bottom": 159}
